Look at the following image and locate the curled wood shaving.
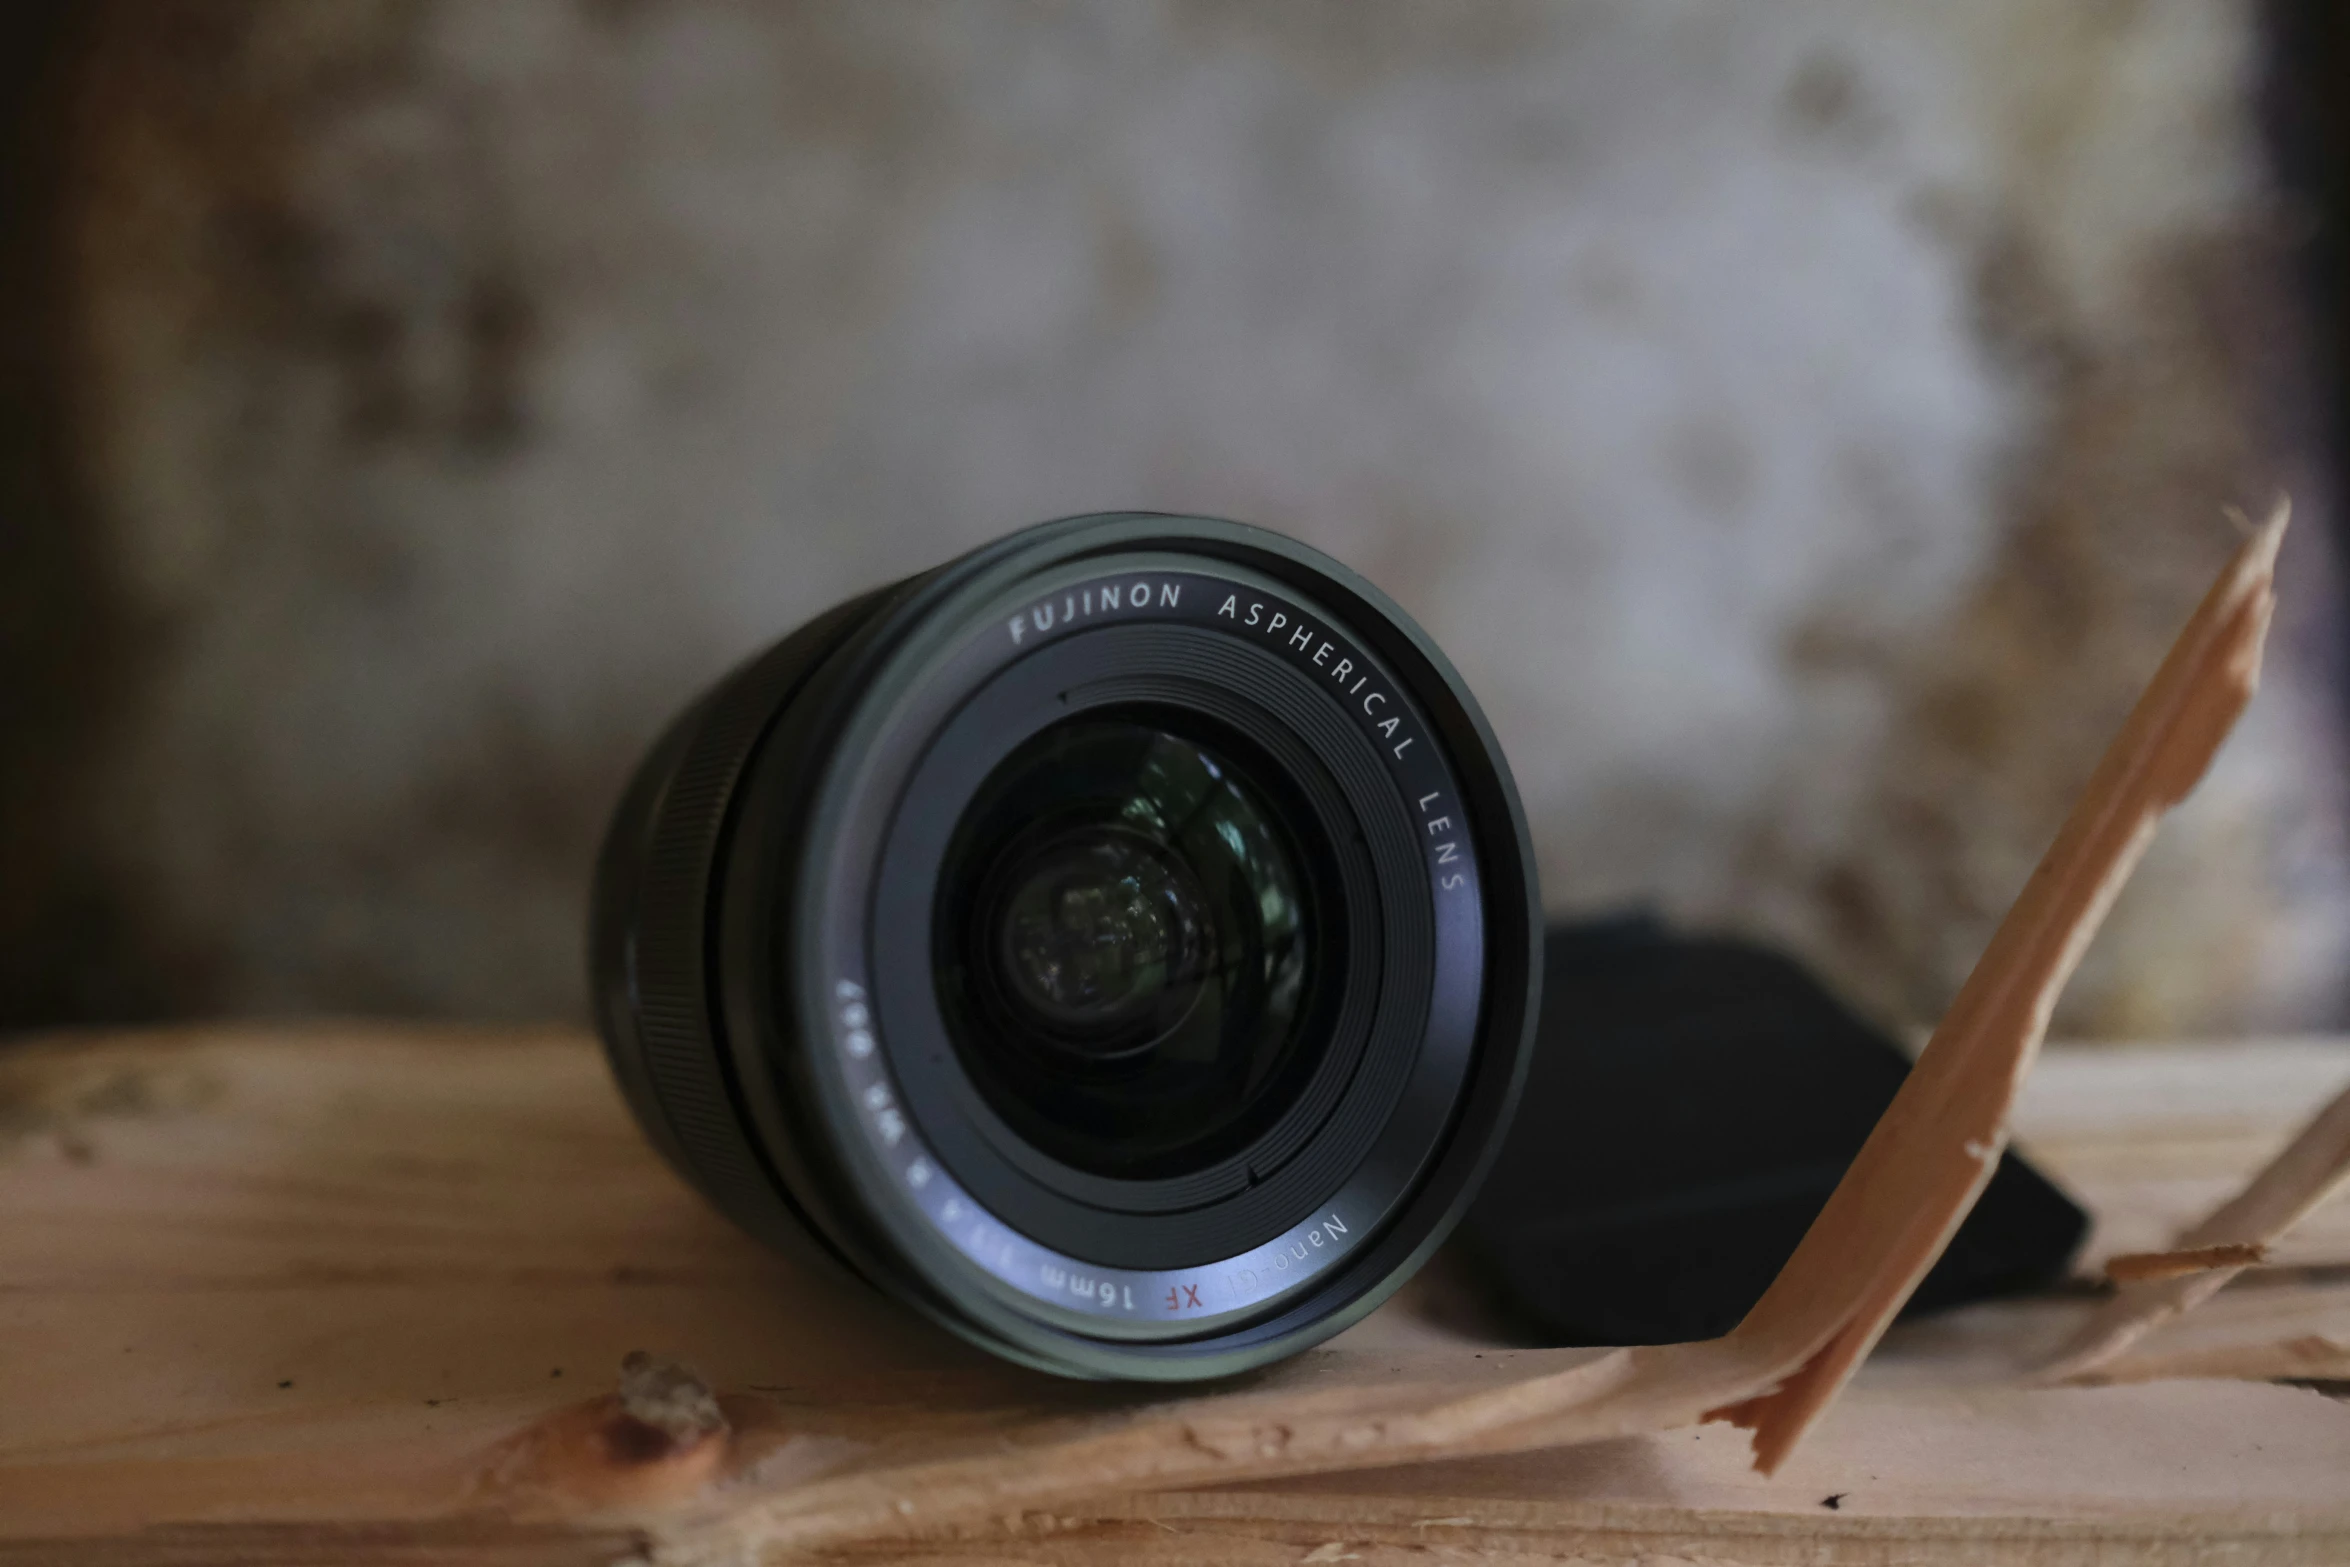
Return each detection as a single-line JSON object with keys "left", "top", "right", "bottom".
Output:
{"left": 642, "top": 502, "right": 2286, "bottom": 1563}
{"left": 2044, "top": 1066, "right": 2350, "bottom": 1383}
{"left": 1694, "top": 497, "right": 2286, "bottom": 1471}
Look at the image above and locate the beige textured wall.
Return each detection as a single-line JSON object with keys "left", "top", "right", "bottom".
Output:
{"left": 41, "top": 0, "right": 2350, "bottom": 1032}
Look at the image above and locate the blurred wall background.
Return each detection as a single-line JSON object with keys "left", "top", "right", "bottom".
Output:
{"left": 5, "top": 0, "right": 2348, "bottom": 1038}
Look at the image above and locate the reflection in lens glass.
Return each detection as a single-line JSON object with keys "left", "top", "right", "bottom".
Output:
{"left": 993, "top": 827, "right": 1206, "bottom": 1048}
{"left": 935, "top": 713, "right": 1331, "bottom": 1179}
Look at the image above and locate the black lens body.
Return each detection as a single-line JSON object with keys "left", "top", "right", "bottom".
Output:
{"left": 591, "top": 514, "right": 1540, "bottom": 1380}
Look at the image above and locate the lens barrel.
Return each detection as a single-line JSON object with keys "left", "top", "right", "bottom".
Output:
{"left": 591, "top": 513, "right": 1540, "bottom": 1379}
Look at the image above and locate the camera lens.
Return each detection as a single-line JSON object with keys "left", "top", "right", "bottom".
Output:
{"left": 591, "top": 513, "right": 1539, "bottom": 1380}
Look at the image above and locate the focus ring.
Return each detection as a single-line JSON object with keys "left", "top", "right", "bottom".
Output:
{"left": 625, "top": 586, "right": 900, "bottom": 1245}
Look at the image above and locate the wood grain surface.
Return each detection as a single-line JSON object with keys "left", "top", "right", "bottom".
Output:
{"left": 2, "top": 1024, "right": 2345, "bottom": 1564}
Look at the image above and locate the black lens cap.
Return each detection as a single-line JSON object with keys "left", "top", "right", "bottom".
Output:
{"left": 1457, "top": 915, "right": 2088, "bottom": 1346}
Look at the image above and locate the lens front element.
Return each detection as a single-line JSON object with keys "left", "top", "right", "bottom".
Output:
{"left": 991, "top": 825, "right": 1209, "bottom": 1052}
{"left": 939, "top": 715, "right": 1325, "bottom": 1181}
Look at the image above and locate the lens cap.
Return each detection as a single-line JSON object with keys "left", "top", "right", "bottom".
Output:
{"left": 1458, "top": 916, "right": 2088, "bottom": 1345}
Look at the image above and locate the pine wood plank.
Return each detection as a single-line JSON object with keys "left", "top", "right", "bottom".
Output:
{"left": 2, "top": 1024, "right": 2345, "bottom": 1564}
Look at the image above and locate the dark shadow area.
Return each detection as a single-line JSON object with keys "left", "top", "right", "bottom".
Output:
{"left": 0, "top": 5, "right": 180, "bottom": 1032}
{"left": 2266, "top": 0, "right": 2350, "bottom": 593}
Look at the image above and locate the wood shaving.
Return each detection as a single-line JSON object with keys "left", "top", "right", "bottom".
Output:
{"left": 2104, "top": 1243, "right": 2270, "bottom": 1285}
{"left": 2044, "top": 1062, "right": 2350, "bottom": 1383}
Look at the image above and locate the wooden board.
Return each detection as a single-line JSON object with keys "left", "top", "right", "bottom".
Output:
{"left": 2, "top": 1024, "right": 2345, "bottom": 1564}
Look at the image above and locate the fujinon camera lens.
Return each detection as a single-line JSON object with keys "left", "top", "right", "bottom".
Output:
{"left": 591, "top": 513, "right": 1540, "bottom": 1380}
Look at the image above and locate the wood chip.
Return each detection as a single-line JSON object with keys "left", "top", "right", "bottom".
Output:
{"left": 2104, "top": 1243, "right": 2270, "bottom": 1284}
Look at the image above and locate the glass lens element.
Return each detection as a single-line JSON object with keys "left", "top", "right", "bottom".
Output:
{"left": 935, "top": 713, "right": 1331, "bottom": 1179}
{"left": 992, "top": 826, "right": 1209, "bottom": 1051}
